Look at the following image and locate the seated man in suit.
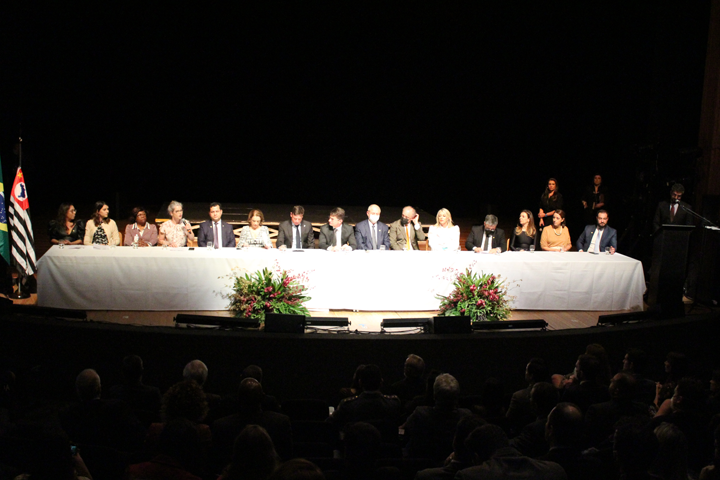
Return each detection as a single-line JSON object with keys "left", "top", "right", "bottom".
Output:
{"left": 277, "top": 205, "right": 315, "bottom": 250}
{"left": 197, "top": 202, "right": 236, "bottom": 248}
{"left": 389, "top": 206, "right": 425, "bottom": 250}
{"left": 319, "top": 207, "right": 357, "bottom": 251}
{"left": 355, "top": 204, "right": 390, "bottom": 250}
{"left": 653, "top": 183, "right": 694, "bottom": 233}
{"left": 577, "top": 210, "right": 617, "bottom": 254}
{"left": 465, "top": 214, "right": 506, "bottom": 254}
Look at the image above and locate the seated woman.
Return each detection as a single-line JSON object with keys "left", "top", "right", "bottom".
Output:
{"left": 428, "top": 208, "right": 460, "bottom": 251}
{"left": 238, "top": 209, "right": 272, "bottom": 249}
{"left": 540, "top": 209, "right": 572, "bottom": 252}
{"left": 48, "top": 203, "right": 85, "bottom": 246}
{"left": 158, "top": 200, "right": 195, "bottom": 247}
{"left": 124, "top": 207, "right": 158, "bottom": 247}
{"left": 83, "top": 201, "right": 120, "bottom": 246}
{"left": 509, "top": 209, "right": 538, "bottom": 251}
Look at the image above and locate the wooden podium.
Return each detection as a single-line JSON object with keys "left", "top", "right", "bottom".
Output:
{"left": 647, "top": 224, "right": 695, "bottom": 317}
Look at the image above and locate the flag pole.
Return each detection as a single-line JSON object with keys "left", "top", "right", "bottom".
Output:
{"left": 9, "top": 134, "right": 30, "bottom": 300}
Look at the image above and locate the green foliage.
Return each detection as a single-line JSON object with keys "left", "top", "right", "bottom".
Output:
{"left": 436, "top": 269, "right": 511, "bottom": 322}
{"left": 224, "top": 268, "right": 311, "bottom": 324}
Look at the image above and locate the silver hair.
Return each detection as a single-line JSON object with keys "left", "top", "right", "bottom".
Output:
{"left": 168, "top": 200, "right": 183, "bottom": 216}
{"left": 433, "top": 373, "right": 460, "bottom": 401}
{"left": 183, "top": 359, "right": 208, "bottom": 386}
{"left": 484, "top": 215, "right": 498, "bottom": 226}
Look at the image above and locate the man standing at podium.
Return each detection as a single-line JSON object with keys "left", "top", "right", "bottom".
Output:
{"left": 653, "top": 184, "right": 694, "bottom": 232}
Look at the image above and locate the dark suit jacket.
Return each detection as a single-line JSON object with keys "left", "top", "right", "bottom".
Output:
{"left": 465, "top": 226, "right": 507, "bottom": 252}
{"left": 319, "top": 223, "right": 357, "bottom": 250}
{"left": 211, "top": 409, "right": 292, "bottom": 463}
{"left": 653, "top": 200, "right": 694, "bottom": 232}
{"left": 197, "top": 220, "right": 236, "bottom": 248}
{"left": 455, "top": 446, "right": 568, "bottom": 480}
{"left": 276, "top": 219, "right": 315, "bottom": 249}
{"left": 388, "top": 220, "right": 426, "bottom": 250}
{"left": 354, "top": 219, "right": 390, "bottom": 250}
{"left": 575, "top": 225, "right": 617, "bottom": 252}
{"left": 403, "top": 406, "right": 472, "bottom": 462}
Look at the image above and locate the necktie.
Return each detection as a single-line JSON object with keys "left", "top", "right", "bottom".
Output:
{"left": 594, "top": 229, "right": 603, "bottom": 253}
{"left": 295, "top": 225, "right": 301, "bottom": 249}
{"left": 670, "top": 204, "right": 677, "bottom": 222}
{"left": 371, "top": 224, "right": 377, "bottom": 250}
{"left": 484, "top": 232, "right": 491, "bottom": 251}
{"left": 405, "top": 225, "right": 411, "bottom": 250}
{"left": 214, "top": 222, "right": 219, "bottom": 248}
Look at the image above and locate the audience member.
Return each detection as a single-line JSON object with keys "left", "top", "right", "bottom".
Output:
{"left": 326, "top": 422, "right": 400, "bottom": 480}
{"left": 268, "top": 459, "right": 325, "bottom": 480}
{"left": 403, "top": 373, "right": 472, "bottom": 463}
{"left": 576, "top": 210, "right": 617, "bottom": 254}
{"left": 509, "top": 210, "right": 538, "bottom": 251}
{"left": 329, "top": 364, "right": 401, "bottom": 430}
{"left": 218, "top": 365, "right": 282, "bottom": 418}
{"left": 124, "top": 206, "right": 158, "bottom": 246}
{"left": 428, "top": 208, "right": 460, "bottom": 251}
{"left": 12, "top": 430, "right": 93, "bottom": 480}
{"left": 540, "top": 210, "right": 572, "bottom": 252}
{"left": 389, "top": 206, "right": 425, "bottom": 251}
{"left": 465, "top": 214, "right": 506, "bottom": 253}
{"left": 212, "top": 378, "right": 292, "bottom": 466}
{"left": 48, "top": 203, "right": 85, "bottom": 246}
{"left": 509, "top": 382, "right": 558, "bottom": 458}
{"left": 146, "top": 380, "right": 211, "bottom": 453}
{"left": 127, "top": 418, "right": 204, "bottom": 480}
{"left": 218, "top": 424, "right": 280, "bottom": 480}
{"left": 613, "top": 422, "right": 659, "bottom": 480}
{"left": 699, "top": 423, "right": 720, "bottom": 480}
{"left": 239, "top": 209, "right": 273, "bottom": 248}
{"left": 621, "top": 348, "right": 657, "bottom": 406}
{"left": 337, "top": 364, "right": 365, "bottom": 406}
{"left": 654, "top": 351, "right": 689, "bottom": 411}
{"left": 403, "top": 369, "right": 442, "bottom": 417}
{"left": 650, "top": 422, "right": 690, "bottom": 480}
{"left": 389, "top": 354, "right": 426, "bottom": 406}
{"left": 581, "top": 174, "right": 607, "bottom": 225}
{"left": 538, "top": 178, "right": 563, "bottom": 228}
{"left": 319, "top": 207, "right": 356, "bottom": 251}
{"left": 197, "top": 202, "right": 236, "bottom": 248}
{"left": 106, "top": 354, "right": 162, "bottom": 425}
{"left": 158, "top": 200, "right": 195, "bottom": 247}
{"left": 84, "top": 200, "right": 120, "bottom": 246}
{"left": 561, "top": 355, "right": 611, "bottom": 413}
{"left": 506, "top": 357, "right": 551, "bottom": 433}
{"left": 541, "top": 403, "right": 605, "bottom": 480}
{"left": 456, "top": 423, "right": 567, "bottom": 479}
{"left": 354, "top": 204, "right": 391, "bottom": 250}
{"left": 277, "top": 205, "right": 315, "bottom": 250}
{"left": 414, "top": 415, "right": 487, "bottom": 480}
{"left": 183, "top": 359, "right": 222, "bottom": 417}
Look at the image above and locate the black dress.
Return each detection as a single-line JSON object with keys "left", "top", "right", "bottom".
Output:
{"left": 509, "top": 230, "right": 539, "bottom": 251}
{"left": 539, "top": 192, "right": 564, "bottom": 216}
{"left": 48, "top": 220, "right": 85, "bottom": 243}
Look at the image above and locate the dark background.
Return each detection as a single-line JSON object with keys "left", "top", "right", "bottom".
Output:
{"left": 0, "top": 2, "right": 711, "bottom": 239}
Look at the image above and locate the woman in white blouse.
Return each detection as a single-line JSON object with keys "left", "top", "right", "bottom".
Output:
{"left": 428, "top": 208, "right": 460, "bottom": 251}
{"left": 238, "top": 209, "right": 273, "bottom": 248}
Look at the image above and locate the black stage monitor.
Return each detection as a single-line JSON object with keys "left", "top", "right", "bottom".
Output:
{"left": 174, "top": 314, "right": 259, "bottom": 329}
{"left": 597, "top": 310, "right": 652, "bottom": 326}
{"left": 264, "top": 313, "right": 306, "bottom": 333}
{"left": 433, "top": 316, "right": 472, "bottom": 334}
{"left": 472, "top": 319, "right": 548, "bottom": 331}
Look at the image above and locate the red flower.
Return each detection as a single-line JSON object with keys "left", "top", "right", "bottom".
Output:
{"left": 470, "top": 284, "right": 477, "bottom": 292}
{"left": 264, "top": 286, "right": 273, "bottom": 293}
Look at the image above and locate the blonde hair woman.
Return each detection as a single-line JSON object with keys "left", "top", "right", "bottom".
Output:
{"left": 428, "top": 208, "right": 460, "bottom": 251}
{"left": 510, "top": 209, "right": 538, "bottom": 251}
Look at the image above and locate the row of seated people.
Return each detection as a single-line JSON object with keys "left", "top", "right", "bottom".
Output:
{"left": 1, "top": 345, "right": 719, "bottom": 480}
{"left": 49, "top": 200, "right": 618, "bottom": 253}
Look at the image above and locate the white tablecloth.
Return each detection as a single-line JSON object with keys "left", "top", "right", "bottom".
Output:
{"left": 37, "top": 246, "right": 646, "bottom": 312}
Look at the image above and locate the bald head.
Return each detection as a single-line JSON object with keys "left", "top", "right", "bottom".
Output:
{"left": 76, "top": 369, "right": 101, "bottom": 401}
{"left": 402, "top": 206, "right": 416, "bottom": 218}
{"left": 546, "top": 402, "right": 583, "bottom": 447}
{"left": 183, "top": 360, "right": 208, "bottom": 386}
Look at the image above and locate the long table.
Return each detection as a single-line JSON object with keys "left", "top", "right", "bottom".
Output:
{"left": 37, "top": 246, "right": 646, "bottom": 312}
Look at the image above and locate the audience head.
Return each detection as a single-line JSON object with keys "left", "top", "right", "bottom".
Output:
{"left": 248, "top": 209, "right": 265, "bottom": 229}
{"left": 525, "top": 357, "right": 550, "bottom": 384}
{"left": 404, "top": 354, "right": 425, "bottom": 379}
{"left": 224, "top": 424, "right": 280, "bottom": 480}
{"left": 161, "top": 380, "right": 208, "bottom": 423}
{"left": 156, "top": 418, "right": 202, "bottom": 471}
{"left": 290, "top": 205, "right": 305, "bottom": 226}
{"left": 92, "top": 200, "right": 110, "bottom": 225}
{"left": 183, "top": 359, "right": 208, "bottom": 386}
{"left": 358, "top": 364, "right": 382, "bottom": 392}
{"left": 609, "top": 372, "right": 637, "bottom": 401}
{"left": 433, "top": 373, "right": 461, "bottom": 409}
{"left": 516, "top": 209, "right": 536, "bottom": 237}
{"left": 238, "top": 377, "right": 265, "bottom": 409}
{"left": 576, "top": 354, "right": 602, "bottom": 384}
{"left": 671, "top": 377, "right": 706, "bottom": 413}
{"left": 56, "top": 203, "right": 77, "bottom": 225}
{"left": 435, "top": 208, "right": 454, "bottom": 228}
{"left": 76, "top": 368, "right": 101, "bottom": 401}
{"left": 465, "top": 424, "right": 509, "bottom": 465}
{"left": 343, "top": 421, "right": 382, "bottom": 463}
{"left": 665, "top": 352, "right": 688, "bottom": 380}
{"left": 614, "top": 422, "right": 659, "bottom": 476}
{"left": 651, "top": 422, "right": 689, "bottom": 480}
{"left": 129, "top": 206, "right": 148, "bottom": 225}
{"left": 546, "top": 402, "right": 583, "bottom": 447}
{"left": 623, "top": 348, "right": 648, "bottom": 375}
{"left": 241, "top": 365, "right": 264, "bottom": 384}
{"left": 530, "top": 381, "right": 558, "bottom": 417}
{"left": 452, "top": 415, "right": 487, "bottom": 462}
{"left": 121, "top": 354, "right": 144, "bottom": 384}
{"left": 268, "top": 459, "right": 325, "bottom": 480}
{"left": 328, "top": 207, "right": 345, "bottom": 228}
